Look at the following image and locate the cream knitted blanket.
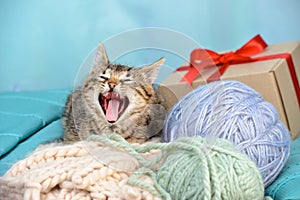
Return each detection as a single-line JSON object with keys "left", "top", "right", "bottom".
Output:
{"left": 0, "top": 140, "right": 161, "bottom": 200}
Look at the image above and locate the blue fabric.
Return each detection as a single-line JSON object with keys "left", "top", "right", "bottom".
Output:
{"left": 0, "top": 89, "right": 70, "bottom": 175}
{"left": 266, "top": 136, "right": 300, "bottom": 199}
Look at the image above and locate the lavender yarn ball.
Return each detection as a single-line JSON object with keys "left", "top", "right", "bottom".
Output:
{"left": 163, "top": 80, "right": 291, "bottom": 187}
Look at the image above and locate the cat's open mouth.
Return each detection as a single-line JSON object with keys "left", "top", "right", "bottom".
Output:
{"left": 99, "top": 92, "right": 129, "bottom": 123}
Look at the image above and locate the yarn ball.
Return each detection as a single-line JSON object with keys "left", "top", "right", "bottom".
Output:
{"left": 163, "top": 80, "right": 291, "bottom": 187}
{"left": 156, "top": 136, "right": 266, "bottom": 200}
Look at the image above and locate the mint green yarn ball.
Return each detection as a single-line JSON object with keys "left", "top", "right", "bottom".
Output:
{"left": 157, "top": 137, "right": 265, "bottom": 200}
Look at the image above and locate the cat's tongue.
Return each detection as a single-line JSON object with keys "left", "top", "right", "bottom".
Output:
{"left": 105, "top": 99, "right": 120, "bottom": 122}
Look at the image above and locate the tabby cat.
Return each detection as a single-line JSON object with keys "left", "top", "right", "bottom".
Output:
{"left": 63, "top": 43, "right": 166, "bottom": 143}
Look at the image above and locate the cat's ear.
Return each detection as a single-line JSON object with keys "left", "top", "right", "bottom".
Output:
{"left": 94, "top": 43, "right": 109, "bottom": 66}
{"left": 139, "top": 57, "right": 165, "bottom": 84}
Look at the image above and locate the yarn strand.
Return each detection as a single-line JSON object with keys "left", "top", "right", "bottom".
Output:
{"left": 128, "top": 167, "right": 172, "bottom": 200}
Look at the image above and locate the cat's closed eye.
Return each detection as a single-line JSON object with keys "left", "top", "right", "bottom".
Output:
{"left": 119, "top": 78, "right": 133, "bottom": 83}
{"left": 99, "top": 75, "right": 109, "bottom": 81}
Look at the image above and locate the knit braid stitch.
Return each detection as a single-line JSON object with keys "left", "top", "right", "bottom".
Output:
{"left": 0, "top": 140, "right": 161, "bottom": 200}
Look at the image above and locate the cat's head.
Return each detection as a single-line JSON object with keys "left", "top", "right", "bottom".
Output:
{"left": 82, "top": 43, "right": 165, "bottom": 125}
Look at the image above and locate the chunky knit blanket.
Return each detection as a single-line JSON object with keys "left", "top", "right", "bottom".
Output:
{"left": 0, "top": 140, "right": 161, "bottom": 200}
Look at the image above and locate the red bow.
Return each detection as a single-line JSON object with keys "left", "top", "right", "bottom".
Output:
{"left": 177, "top": 34, "right": 300, "bottom": 107}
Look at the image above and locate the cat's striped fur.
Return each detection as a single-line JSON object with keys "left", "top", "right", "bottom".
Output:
{"left": 63, "top": 43, "right": 166, "bottom": 143}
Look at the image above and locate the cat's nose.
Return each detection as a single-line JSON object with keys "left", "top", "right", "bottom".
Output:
{"left": 108, "top": 82, "right": 116, "bottom": 91}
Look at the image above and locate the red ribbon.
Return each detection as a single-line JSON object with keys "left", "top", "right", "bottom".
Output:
{"left": 178, "top": 34, "right": 300, "bottom": 107}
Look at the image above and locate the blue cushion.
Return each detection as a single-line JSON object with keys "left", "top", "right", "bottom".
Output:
{"left": 0, "top": 89, "right": 70, "bottom": 175}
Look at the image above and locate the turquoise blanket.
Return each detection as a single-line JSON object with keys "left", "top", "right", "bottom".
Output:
{"left": 266, "top": 136, "right": 300, "bottom": 199}
{"left": 0, "top": 89, "right": 70, "bottom": 175}
{"left": 0, "top": 89, "right": 299, "bottom": 199}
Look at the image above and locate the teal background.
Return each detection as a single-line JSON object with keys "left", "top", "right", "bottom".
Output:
{"left": 1, "top": 0, "right": 300, "bottom": 91}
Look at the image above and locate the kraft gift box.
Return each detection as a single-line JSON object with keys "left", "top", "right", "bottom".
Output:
{"left": 159, "top": 39, "right": 300, "bottom": 139}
